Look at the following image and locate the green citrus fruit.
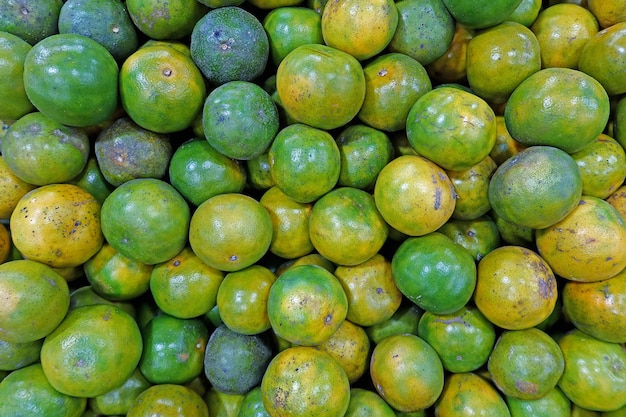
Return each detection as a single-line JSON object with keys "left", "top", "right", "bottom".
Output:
{"left": 0, "top": 337, "right": 43, "bottom": 371}
{"left": 68, "top": 156, "right": 115, "bottom": 205}
{"left": 442, "top": 0, "right": 524, "bottom": 28}
{"left": 578, "top": 21, "right": 626, "bottom": 96}
{"left": 437, "top": 215, "right": 501, "bottom": 261}
{"left": 127, "top": 384, "right": 209, "bottom": 417}
{"left": 0, "top": 31, "right": 34, "bottom": 120}
{"left": 89, "top": 368, "right": 152, "bottom": 416}
{"left": 344, "top": 388, "right": 396, "bottom": 417}
{"left": 434, "top": 372, "right": 511, "bottom": 416}
{"left": 505, "top": 386, "right": 571, "bottom": 417}
{"left": 0, "top": 0, "right": 63, "bottom": 45}
{"left": 126, "top": 0, "right": 207, "bottom": 40}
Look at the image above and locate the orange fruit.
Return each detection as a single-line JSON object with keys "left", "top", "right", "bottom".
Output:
{"left": 139, "top": 313, "right": 208, "bottom": 385}
{"left": 89, "top": 368, "right": 152, "bottom": 416}
{"left": 101, "top": 178, "right": 190, "bottom": 265}
{"left": 68, "top": 156, "right": 114, "bottom": 205}
{"left": 442, "top": 0, "right": 524, "bottom": 29}
{"left": 126, "top": 0, "right": 206, "bottom": 40}
{"left": 189, "top": 192, "right": 272, "bottom": 272}
{"left": 216, "top": 265, "right": 277, "bottom": 335}
{"left": 489, "top": 115, "right": 527, "bottom": 166}
{"left": 531, "top": 3, "right": 599, "bottom": 69}
{"left": 558, "top": 329, "right": 626, "bottom": 412}
{"left": 316, "top": 319, "right": 370, "bottom": 384}
{"left": 261, "top": 346, "right": 350, "bottom": 416}
{"left": 0, "top": 223, "right": 10, "bottom": 264}
{"left": 504, "top": 67, "right": 611, "bottom": 153}
{"left": 563, "top": 268, "right": 626, "bottom": 343}
{"left": 84, "top": 243, "right": 153, "bottom": 301}
{"left": 488, "top": 328, "right": 565, "bottom": 400}
{"left": 1, "top": 112, "right": 89, "bottom": 186}
{"left": 276, "top": 252, "right": 336, "bottom": 276}
{"left": 607, "top": 184, "right": 626, "bottom": 219}
{"left": 587, "top": 0, "right": 626, "bottom": 28}
{"left": 202, "top": 80, "right": 279, "bottom": 160}
{"left": 309, "top": 187, "right": 388, "bottom": 266}
{"left": 373, "top": 154, "right": 457, "bottom": 236}
{"left": 388, "top": 0, "right": 455, "bottom": 65}
{"left": 579, "top": 21, "right": 626, "bottom": 96}
{"left": 10, "top": 183, "right": 103, "bottom": 268}
{"left": 426, "top": 22, "right": 475, "bottom": 83}
{"left": 475, "top": 246, "right": 558, "bottom": 330}
{"left": 150, "top": 247, "right": 224, "bottom": 320}
{"left": 120, "top": 43, "right": 206, "bottom": 134}
{"left": 434, "top": 372, "right": 511, "bottom": 416}
{"left": 447, "top": 156, "right": 497, "bottom": 221}
{"left": 40, "top": 304, "right": 142, "bottom": 397}
{"left": 0, "top": 0, "right": 63, "bottom": 45}
{"left": 0, "top": 31, "right": 34, "bottom": 120}
{"left": 238, "top": 386, "right": 269, "bottom": 417}
{"left": 466, "top": 21, "right": 541, "bottom": 104}
{"left": 259, "top": 185, "right": 314, "bottom": 259}
{"left": 268, "top": 123, "right": 341, "bottom": 203}
{"left": 127, "top": 384, "right": 209, "bottom": 417}
{"left": 0, "top": 259, "right": 70, "bottom": 343}
{"left": 333, "top": 253, "right": 402, "bottom": 327}
{"left": 357, "top": 53, "right": 433, "bottom": 132}
{"left": 23, "top": 33, "right": 118, "bottom": 127}
{"left": 505, "top": 386, "right": 571, "bottom": 417}
{"left": 392, "top": 232, "right": 477, "bottom": 314}
{"left": 276, "top": 43, "right": 365, "bottom": 130}
{"left": 406, "top": 86, "right": 497, "bottom": 171}
{"left": 204, "top": 387, "right": 244, "bottom": 417}
{"left": 491, "top": 208, "right": 535, "bottom": 248}
{"left": 0, "top": 330, "right": 43, "bottom": 371}
{"left": 190, "top": 6, "right": 269, "bottom": 86}
{"left": 507, "top": 0, "right": 543, "bottom": 26}
{"left": 57, "top": 0, "right": 139, "bottom": 63}
{"left": 488, "top": 146, "right": 583, "bottom": 229}
{"left": 203, "top": 324, "right": 273, "bottom": 395}
{"left": 69, "top": 285, "right": 136, "bottom": 318}
{"left": 246, "top": 151, "right": 276, "bottom": 191}
{"left": 0, "top": 155, "right": 35, "bottom": 220}
{"left": 418, "top": 305, "right": 496, "bottom": 373}
{"left": 344, "top": 388, "right": 396, "bottom": 417}
{"left": 535, "top": 196, "right": 626, "bottom": 282}
{"left": 0, "top": 363, "right": 87, "bottom": 417}
{"left": 437, "top": 215, "right": 502, "bottom": 261}
{"left": 267, "top": 264, "right": 348, "bottom": 346}
{"left": 263, "top": 6, "right": 324, "bottom": 66}
{"left": 321, "top": 0, "right": 398, "bottom": 61}
{"left": 94, "top": 117, "right": 173, "bottom": 187}
{"left": 370, "top": 333, "right": 444, "bottom": 412}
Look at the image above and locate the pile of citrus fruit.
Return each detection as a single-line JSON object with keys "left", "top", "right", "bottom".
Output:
{"left": 1, "top": 0, "right": 626, "bottom": 415}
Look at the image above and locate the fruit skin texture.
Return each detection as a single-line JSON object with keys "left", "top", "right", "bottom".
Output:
{"left": 23, "top": 33, "right": 118, "bottom": 127}
{"left": 0, "top": 31, "right": 34, "bottom": 120}
{"left": 434, "top": 372, "right": 511, "bottom": 417}
{"left": 578, "top": 21, "right": 626, "bottom": 96}
{"left": 441, "top": 0, "right": 523, "bottom": 29}
{"left": 127, "top": 384, "right": 209, "bottom": 417}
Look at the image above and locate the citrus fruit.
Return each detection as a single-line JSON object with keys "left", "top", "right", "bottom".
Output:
{"left": 40, "top": 304, "right": 142, "bottom": 397}
{"left": 489, "top": 115, "right": 527, "bottom": 166}
{"left": 491, "top": 208, "right": 535, "bottom": 248}
{"left": 0, "top": 0, "right": 63, "bottom": 45}
{"left": 189, "top": 192, "right": 272, "bottom": 272}
{"left": 1, "top": 111, "right": 90, "bottom": 185}
{"left": 202, "top": 80, "right": 279, "bottom": 160}
{"left": 448, "top": 156, "right": 497, "bottom": 221}
{"left": 0, "top": 31, "right": 34, "bottom": 120}
{"left": 418, "top": 304, "right": 496, "bottom": 373}
{"left": 127, "top": 384, "right": 209, "bottom": 417}
{"left": 216, "top": 265, "right": 277, "bottom": 335}
{"left": 489, "top": 328, "right": 565, "bottom": 400}
{"left": 0, "top": 259, "right": 69, "bottom": 343}
{"left": 259, "top": 185, "right": 314, "bottom": 259}
{"left": 190, "top": 6, "right": 269, "bottom": 86}
{"left": 57, "top": 0, "right": 139, "bottom": 62}
{"left": 197, "top": 0, "right": 245, "bottom": 7}
{"left": 357, "top": 53, "right": 432, "bottom": 132}
{"left": 563, "top": 268, "right": 626, "bottom": 343}
{"left": 0, "top": 155, "right": 35, "bottom": 220}
{"left": 246, "top": 151, "right": 275, "bottom": 191}
{"left": 263, "top": 6, "right": 324, "bottom": 66}
{"left": 68, "top": 157, "right": 115, "bottom": 205}
{"left": 84, "top": 243, "right": 153, "bottom": 301}
{"left": 69, "top": 285, "right": 136, "bottom": 318}
{"left": 23, "top": 33, "right": 118, "bottom": 127}
{"left": 507, "top": 0, "right": 543, "bottom": 26}
{"left": 316, "top": 319, "right": 370, "bottom": 384}
{"left": 578, "top": 21, "right": 626, "bottom": 96}
{"left": 89, "top": 368, "right": 152, "bottom": 416}
{"left": 434, "top": 372, "right": 511, "bottom": 416}
{"left": 321, "top": 0, "right": 398, "bottom": 61}
{"left": 535, "top": 196, "right": 626, "bottom": 282}
{"left": 437, "top": 215, "right": 501, "bottom": 262}
{"left": 466, "top": 21, "right": 541, "bottom": 104}
{"left": 558, "top": 329, "right": 626, "bottom": 412}
{"left": 344, "top": 388, "right": 396, "bottom": 417}
{"left": 333, "top": 253, "right": 403, "bottom": 327}
{"left": 150, "top": 247, "right": 224, "bottom": 320}
{"left": 504, "top": 67, "right": 611, "bottom": 153}
{"left": 505, "top": 386, "right": 571, "bottom": 417}
{"left": 607, "top": 185, "right": 626, "bottom": 219}
{"left": 261, "top": 346, "right": 350, "bottom": 417}
{"left": 276, "top": 43, "right": 365, "bottom": 130}
{"left": 0, "top": 363, "right": 87, "bottom": 417}
{"left": 268, "top": 123, "right": 341, "bottom": 203}
{"left": 474, "top": 246, "right": 558, "bottom": 330}
{"left": 94, "top": 117, "right": 173, "bottom": 186}
{"left": 570, "top": 133, "right": 626, "bottom": 199}
{"left": 0, "top": 336, "right": 42, "bottom": 371}
{"left": 392, "top": 232, "right": 477, "bottom": 314}
{"left": 427, "top": 23, "right": 475, "bottom": 84}
{"left": 309, "top": 187, "right": 388, "bottom": 266}
{"left": 126, "top": 0, "right": 207, "bottom": 40}
{"left": 406, "top": 86, "right": 497, "bottom": 171}
{"left": 139, "top": 313, "right": 208, "bottom": 385}
{"left": 363, "top": 301, "right": 422, "bottom": 345}
{"left": 616, "top": 95, "right": 626, "bottom": 149}
{"left": 267, "top": 264, "right": 348, "bottom": 346}
{"left": 204, "top": 387, "right": 244, "bottom": 417}
{"left": 441, "top": 0, "right": 524, "bottom": 28}
{"left": 238, "top": 386, "right": 270, "bottom": 417}
{"left": 388, "top": 0, "right": 455, "bottom": 66}
{"left": 120, "top": 43, "right": 206, "bottom": 134}
{"left": 530, "top": 3, "right": 599, "bottom": 69}
{"left": 203, "top": 324, "right": 273, "bottom": 395}
{"left": 0, "top": 223, "right": 10, "bottom": 264}
{"left": 370, "top": 333, "right": 444, "bottom": 412}
{"left": 488, "top": 145, "right": 583, "bottom": 229}
{"left": 10, "top": 183, "right": 103, "bottom": 268}
{"left": 374, "top": 154, "right": 457, "bottom": 236}
{"left": 248, "top": 0, "right": 304, "bottom": 9}
{"left": 587, "top": 0, "right": 626, "bottom": 28}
